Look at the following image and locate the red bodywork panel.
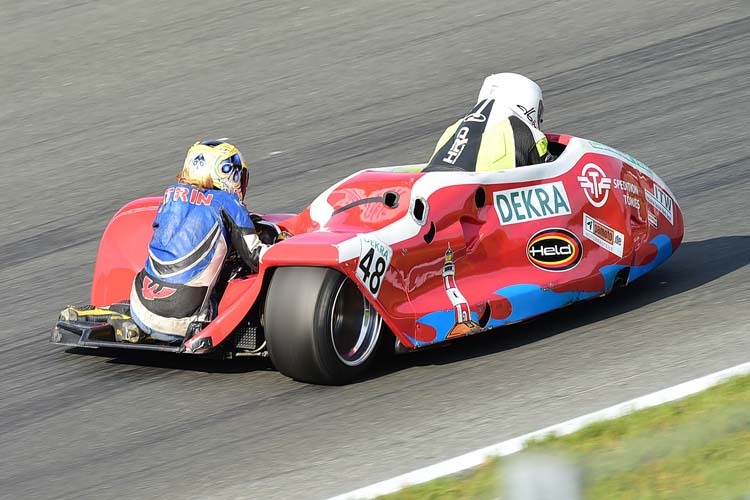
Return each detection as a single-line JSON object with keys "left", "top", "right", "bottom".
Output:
{"left": 88, "top": 134, "right": 684, "bottom": 351}
{"left": 91, "top": 196, "right": 160, "bottom": 307}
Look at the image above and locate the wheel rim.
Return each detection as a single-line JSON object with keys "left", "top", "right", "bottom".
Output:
{"left": 330, "top": 278, "right": 382, "bottom": 367}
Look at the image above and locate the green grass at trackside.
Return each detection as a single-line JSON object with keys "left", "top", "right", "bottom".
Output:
{"left": 378, "top": 374, "right": 750, "bottom": 499}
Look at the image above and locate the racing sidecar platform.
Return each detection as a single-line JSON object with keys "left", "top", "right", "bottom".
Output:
{"left": 52, "top": 320, "right": 183, "bottom": 353}
{"left": 53, "top": 134, "right": 684, "bottom": 385}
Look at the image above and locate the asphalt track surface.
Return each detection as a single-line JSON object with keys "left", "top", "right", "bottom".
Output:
{"left": 1, "top": 1, "right": 749, "bottom": 499}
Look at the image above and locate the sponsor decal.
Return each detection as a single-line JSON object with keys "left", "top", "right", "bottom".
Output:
{"left": 356, "top": 235, "right": 393, "bottom": 298}
{"left": 613, "top": 178, "right": 640, "bottom": 194}
{"left": 587, "top": 141, "right": 678, "bottom": 205}
{"left": 431, "top": 100, "right": 491, "bottom": 169}
{"left": 622, "top": 194, "right": 640, "bottom": 210}
{"left": 583, "top": 213, "right": 624, "bottom": 258}
{"left": 462, "top": 99, "right": 491, "bottom": 123}
{"left": 141, "top": 276, "right": 177, "bottom": 300}
{"left": 163, "top": 187, "right": 213, "bottom": 206}
{"left": 526, "top": 228, "right": 583, "bottom": 272}
{"left": 516, "top": 104, "right": 539, "bottom": 128}
{"left": 577, "top": 163, "right": 612, "bottom": 208}
{"left": 441, "top": 244, "right": 485, "bottom": 338}
{"left": 442, "top": 126, "right": 470, "bottom": 164}
{"left": 645, "top": 184, "right": 674, "bottom": 225}
{"left": 192, "top": 153, "right": 206, "bottom": 166}
{"left": 493, "top": 181, "right": 571, "bottom": 225}
{"left": 648, "top": 212, "right": 658, "bottom": 228}
{"left": 587, "top": 140, "right": 654, "bottom": 177}
{"left": 613, "top": 178, "right": 641, "bottom": 209}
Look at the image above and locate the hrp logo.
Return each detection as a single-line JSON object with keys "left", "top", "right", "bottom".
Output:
{"left": 442, "top": 126, "right": 470, "bottom": 165}
{"left": 577, "top": 163, "right": 612, "bottom": 208}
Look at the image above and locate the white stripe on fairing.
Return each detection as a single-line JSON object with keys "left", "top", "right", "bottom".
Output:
{"left": 309, "top": 170, "right": 363, "bottom": 226}
{"left": 585, "top": 140, "right": 679, "bottom": 206}
{"left": 333, "top": 138, "right": 588, "bottom": 262}
{"left": 328, "top": 361, "right": 750, "bottom": 500}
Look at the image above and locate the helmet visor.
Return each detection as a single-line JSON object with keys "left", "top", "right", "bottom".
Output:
{"left": 225, "top": 153, "right": 247, "bottom": 198}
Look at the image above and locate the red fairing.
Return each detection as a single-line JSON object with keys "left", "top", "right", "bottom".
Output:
{"left": 271, "top": 134, "right": 684, "bottom": 349}
{"left": 197, "top": 272, "right": 265, "bottom": 348}
{"left": 261, "top": 232, "right": 347, "bottom": 266}
{"left": 89, "top": 134, "right": 684, "bottom": 352}
{"left": 90, "top": 197, "right": 160, "bottom": 306}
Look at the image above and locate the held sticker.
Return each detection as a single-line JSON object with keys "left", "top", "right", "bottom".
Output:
{"left": 645, "top": 184, "right": 674, "bottom": 225}
{"left": 356, "top": 235, "right": 393, "bottom": 298}
{"left": 526, "top": 228, "right": 583, "bottom": 272}
{"left": 583, "top": 213, "right": 624, "bottom": 258}
{"left": 493, "top": 181, "right": 571, "bottom": 225}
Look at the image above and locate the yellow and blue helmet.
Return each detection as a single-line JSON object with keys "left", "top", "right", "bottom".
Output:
{"left": 178, "top": 140, "right": 248, "bottom": 199}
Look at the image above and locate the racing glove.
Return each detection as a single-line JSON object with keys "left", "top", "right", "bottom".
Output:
{"left": 222, "top": 209, "right": 270, "bottom": 274}
{"left": 250, "top": 213, "right": 285, "bottom": 244}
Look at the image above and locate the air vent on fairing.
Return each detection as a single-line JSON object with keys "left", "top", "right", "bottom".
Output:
{"left": 383, "top": 191, "right": 399, "bottom": 208}
{"left": 423, "top": 222, "right": 436, "bottom": 243}
{"left": 411, "top": 197, "right": 428, "bottom": 225}
{"left": 474, "top": 187, "right": 486, "bottom": 208}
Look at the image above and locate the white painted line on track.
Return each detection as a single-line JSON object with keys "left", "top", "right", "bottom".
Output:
{"left": 328, "top": 361, "right": 750, "bottom": 500}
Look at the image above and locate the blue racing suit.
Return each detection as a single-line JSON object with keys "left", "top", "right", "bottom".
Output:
{"left": 129, "top": 183, "right": 268, "bottom": 341}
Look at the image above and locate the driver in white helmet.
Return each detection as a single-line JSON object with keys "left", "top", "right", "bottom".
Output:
{"left": 425, "top": 73, "right": 554, "bottom": 172}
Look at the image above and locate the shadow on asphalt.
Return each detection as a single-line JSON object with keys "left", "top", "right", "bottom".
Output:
{"left": 64, "top": 236, "right": 748, "bottom": 379}
{"left": 65, "top": 347, "right": 274, "bottom": 374}
{"left": 368, "top": 235, "right": 750, "bottom": 379}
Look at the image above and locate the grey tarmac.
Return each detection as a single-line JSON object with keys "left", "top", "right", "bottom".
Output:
{"left": 0, "top": 1, "right": 748, "bottom": 499}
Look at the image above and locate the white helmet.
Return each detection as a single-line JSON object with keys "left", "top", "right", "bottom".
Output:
{"left": 477, "top": 73, "right": 544, "bottom": 128}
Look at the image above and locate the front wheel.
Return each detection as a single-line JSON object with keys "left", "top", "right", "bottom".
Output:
{"left": 264, "top": 267, "right": 383, "bottom": 385}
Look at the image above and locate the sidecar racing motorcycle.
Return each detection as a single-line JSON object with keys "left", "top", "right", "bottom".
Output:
{"left": 52, "top": 134, "right": 684, "bottom": 384}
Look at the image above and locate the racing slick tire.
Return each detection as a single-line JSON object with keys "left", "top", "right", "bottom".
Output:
{"left": 264, "top": 267, "right": 383, "bottom": 385}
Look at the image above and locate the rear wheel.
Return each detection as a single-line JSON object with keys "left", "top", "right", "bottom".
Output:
{"left": 264, "top": 267, "right": 383, "bottom": 385}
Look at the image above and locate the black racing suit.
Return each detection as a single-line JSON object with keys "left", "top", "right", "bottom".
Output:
{"left": 424, "top": 98, "right": 554, "bottom": 172}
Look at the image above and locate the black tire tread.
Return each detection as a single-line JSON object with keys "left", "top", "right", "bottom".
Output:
{"left": 264, "top": 266, "right": 378, "bottom": 385}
